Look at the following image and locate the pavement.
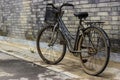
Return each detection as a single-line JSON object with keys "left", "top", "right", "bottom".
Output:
{"left": 0, "top": 51, "right": 73, "bottom": 80}
{"left": 0, "top": 39, "right": 120, "bottom": 80}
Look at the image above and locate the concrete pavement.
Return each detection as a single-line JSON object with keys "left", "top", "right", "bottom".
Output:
{"left": 0, "top": 40, "right": 120, "bottom": 80}
{"left": 0, "top": 51, "right": 73, "bottom": 80}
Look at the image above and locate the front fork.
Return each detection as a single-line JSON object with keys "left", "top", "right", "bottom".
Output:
{"left": 48, "top": 23, "right": 58, "bottom": 47}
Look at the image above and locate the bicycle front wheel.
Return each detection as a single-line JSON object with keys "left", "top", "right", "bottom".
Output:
{"left": 37, "top": 26, "right": 66, "bottom": 64}
{"left": 79, "top": 27, "right": 110, "bottom": 76}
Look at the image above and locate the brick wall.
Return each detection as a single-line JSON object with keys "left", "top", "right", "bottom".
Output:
{"left": 0, "top": 0, "right": 120, "bottom": 52}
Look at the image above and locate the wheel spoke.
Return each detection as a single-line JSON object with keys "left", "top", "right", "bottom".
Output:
{"left": 79, "top": 27, "right": 110, "bottom": 75}
{"left": 37, "top": 26, "right": 66, "bottom": 64}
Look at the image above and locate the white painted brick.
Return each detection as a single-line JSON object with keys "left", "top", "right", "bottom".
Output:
{"left": 74, "top": 1, "right": 79, "bottom": 5}
{"left": 112, "top": 16, "right": 119, "bottom": 20}
{"left": 62, "top": 17, "right": 68, "bottom": 20}
{"left": 97, "top": 12, "right": 108, "bottom": 16}
{"left": 97, "top": 3, "right": 110, "bottom": 7}
{"left": 80, "top": 1, "right": 88, "bottom": 4}
{"left": 91, "top": 17, "right": 100, "bottom": 20}
{"left": 110, "top": 2, "right": 120, "bottom": 7}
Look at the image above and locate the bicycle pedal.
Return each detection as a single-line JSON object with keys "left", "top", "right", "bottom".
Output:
{"left": 82, "top": 59, "right": 88, "bottom": 63}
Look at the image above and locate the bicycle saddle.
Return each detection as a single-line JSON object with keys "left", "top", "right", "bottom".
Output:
{"left": 74, "top": 12, "right": 88, "bottom": 19}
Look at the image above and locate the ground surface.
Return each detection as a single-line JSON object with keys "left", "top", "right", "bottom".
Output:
{"left": 0, "top": 52, "right": 72, "bottom": 80}
{"left": 0, "top": 41, "right": 120, "bottom": 80}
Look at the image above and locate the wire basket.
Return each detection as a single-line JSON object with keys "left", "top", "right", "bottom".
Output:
{"left": 44, "top": 5, "right": 57, "bottom": 24}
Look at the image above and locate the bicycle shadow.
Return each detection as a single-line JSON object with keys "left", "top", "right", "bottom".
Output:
{"left": 58, "top": 58, "right": 115, "bottom": 80}
{"left": 98, "top": 73, "right": 114, "bottom": 79}
{"left": 36, "top": 53, "right": 116, "bottom": 79}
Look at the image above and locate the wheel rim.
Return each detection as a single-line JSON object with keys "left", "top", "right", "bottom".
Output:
{"left": 38, "top": 27, "right": 65, "bottom": 63}
{"left": 80, "top": 28, "right": 109, "bottom": 75}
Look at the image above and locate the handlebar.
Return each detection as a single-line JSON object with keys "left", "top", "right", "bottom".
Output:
{"left": 47, "top": 3, "right": 57, "bottom": 9}
{"left": 60, "top": 3, "right": 74, "bottom": 9}
{"left": 47, "top": 3, "right": 74, "bottom": 11}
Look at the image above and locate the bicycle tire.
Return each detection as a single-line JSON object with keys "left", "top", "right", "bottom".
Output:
{"left": 79, "top": 26, "right": 110, "bottom": 76}
{"left": 36, "top": 26, "right": 66, "bottom": 64}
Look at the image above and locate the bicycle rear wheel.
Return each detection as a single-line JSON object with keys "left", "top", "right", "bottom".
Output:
{"left": 37, "top": 26, "right": 66, "bottom": 64}
{"left": 79, "top": 27, "right": 110, "bottom": 76}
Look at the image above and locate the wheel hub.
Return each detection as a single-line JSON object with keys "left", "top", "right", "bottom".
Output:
{"left": 88, "top": 47, "right": 97, "bottom": 56}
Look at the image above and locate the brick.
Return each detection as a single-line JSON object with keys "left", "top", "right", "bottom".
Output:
{"left": 62, "top": 17, "right": 68, "bottom": 20}
{"left": 75, "top": 21, "right": 79, "bottom": 24}
{"left": 101, "top": 16, "right": 112, "bottom": 21}
{"left": 81, "top": 4, "right": 92, "bottom": 8}
{"left": 97, "top": 12, "right": 109, "bottom": 16}
{"left": 81, "top": 8, "right": 90, "bottom": 12}
{"left": 97, "top": 3, "right": 110, "bottom": 7}
{"left": 40, "top": 18, "right": 44, "bottom": 20}
{"left": 38, "top": 0, "right": 44, "bottom": 2}
{"left": 110, "top": 21, "right": 120, "bottom": 25}
{"left": 75, "top": 5, "right": 82, "bottom": 8}
{"left": 90, "top": 17, "right": 100, "bottom": 20}
{"left": 91, "top": 4, "right": 97, "bottom": 7}
{"left": 100, "top": 7, "right": 111, "bottom": 11}
{"left": 68, "top": 17, "right": 77, "bottom": 21}
{"left": 99, "top": 0, "right": 111, "bottom": 2}
{"left": 89, "top": 8, "right": 99, "bottom": 12}
{"left": 64, "top": 21, "right": 67, "bottom": 24}
{"left": 112, "top": 25, "right": 119, "bottom": 30}
{"left": 79, "top": 1, "right": 88, "bottom": 4}
{"left": 112, "top": 16, "right": 119, "bottom": 20}
{"left": 110, "top": 2, "right": 120, "bottom": 7}
{"left": 104, "top": 21, "right": 110, "bottom": 25}
{"left": 103, "top": 25, "right": 112, "bottom": 30}
{"left": 74, "top": 1, "right": 80, "bottom": 5}
{"left": 110, "top": 12, "right": 119, "bottom": 16}
{"left": 111, "top": 7, "right": 118, "bottom": 11}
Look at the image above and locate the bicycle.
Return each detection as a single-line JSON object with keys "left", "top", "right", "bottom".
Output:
{"left": 36, "top": 3, "right": 110, "bottom": 76}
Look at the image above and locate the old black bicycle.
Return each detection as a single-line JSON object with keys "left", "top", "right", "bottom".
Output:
{"left": 36, "top": 3, "right": 110, "bottom": 76}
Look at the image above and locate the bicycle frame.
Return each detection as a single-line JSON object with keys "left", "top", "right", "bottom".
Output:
{"left": 37, "top": 3, "right": 110, "bottom": 75}
{"left": 57, "top": 16, "right": 84, "bottom": 53}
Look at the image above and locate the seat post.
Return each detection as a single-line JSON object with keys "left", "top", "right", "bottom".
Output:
{"left": 78, "top": 18, "right": 85, "bottom": 29}
{"left": 79, "top": 18, "right": 82, "bottom": 25}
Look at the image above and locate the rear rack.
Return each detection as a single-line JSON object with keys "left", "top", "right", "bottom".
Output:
{"left": 85, "top": 21, "right": 105, "bottom": 28}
